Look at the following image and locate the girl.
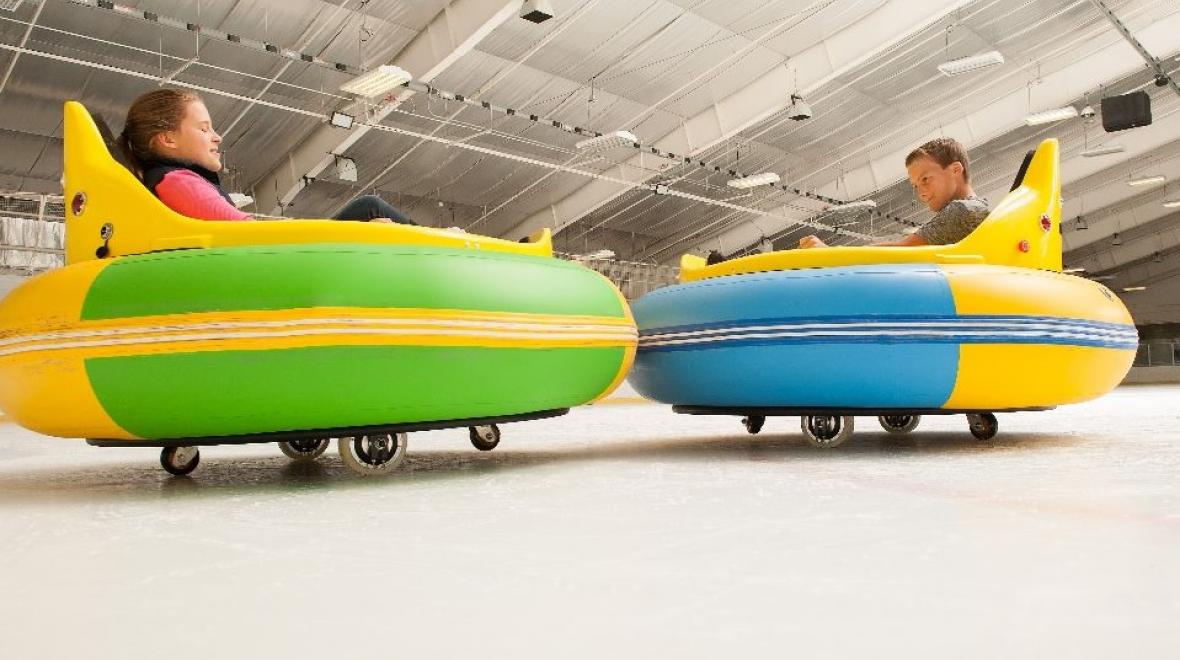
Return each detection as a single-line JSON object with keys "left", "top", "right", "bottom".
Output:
{"left": 117, "top": 88, "right": 413, "bottom": 224}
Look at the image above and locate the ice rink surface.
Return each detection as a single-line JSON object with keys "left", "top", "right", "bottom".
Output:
{"left": 1, "top": 384, "right": 1178, "bottom": 659}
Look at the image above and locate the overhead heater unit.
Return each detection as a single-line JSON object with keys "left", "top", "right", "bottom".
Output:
{"left": 1101, "top": 91, "right": 1152, "bottom": 132}
{"left": 937, "top": 50, "right": 1005, "bottom": 76}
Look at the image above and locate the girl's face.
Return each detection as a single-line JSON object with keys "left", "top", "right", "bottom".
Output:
{"left": 153, "top": 100, "right": 223, "bottom": 171}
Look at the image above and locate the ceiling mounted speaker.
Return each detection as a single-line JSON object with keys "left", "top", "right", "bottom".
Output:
{"left": 1101, "top": 91, "right": 1152, "bottom": 132}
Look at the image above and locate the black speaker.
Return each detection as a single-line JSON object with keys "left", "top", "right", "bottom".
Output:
{"left": 1101, "top": 91, "right": 1152, "bottom": 132}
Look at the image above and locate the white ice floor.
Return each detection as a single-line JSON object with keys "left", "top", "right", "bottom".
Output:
{"left": 1, "top": 384, "right": 1178, "bottom": 659}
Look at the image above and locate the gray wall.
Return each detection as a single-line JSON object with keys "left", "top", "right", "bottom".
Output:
{"left": 0, "top": 274, "right": 26, "bottom": 299}
{"left": 1125, "top": 271, "right": 1180, "bottom": 325}
{"left": 1123, "top": 366, "right": 1180, "bottom": 385}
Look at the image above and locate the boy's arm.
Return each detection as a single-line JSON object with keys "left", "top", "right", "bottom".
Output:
{"left": 798, "top": 232, "right": 927, "bottom": 249}
{"left": 873, "top": 233, "right": 927, "bottom": 247}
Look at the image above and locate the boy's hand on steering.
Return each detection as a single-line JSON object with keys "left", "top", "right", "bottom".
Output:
{"left": 798, "top": 235, "right": 827, "bottom": 249}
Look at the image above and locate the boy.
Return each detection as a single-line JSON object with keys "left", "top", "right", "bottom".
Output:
{"left": 799, "top": 137, "right": 988, "bottom": 248}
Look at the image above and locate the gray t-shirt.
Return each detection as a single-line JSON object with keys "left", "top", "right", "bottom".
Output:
{"left": 916, "top": 196, "right": 989, "bottom": 245}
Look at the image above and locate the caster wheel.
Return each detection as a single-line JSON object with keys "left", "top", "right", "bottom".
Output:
{"left": 469, "top": 424, "right": 501, "bottom": 451}
{"left": 742, "top": 415, "right": 766, "bottom": 435}
{"left": 801, "top": 415, "right": 854, "bottom": 449}
{"left": 278, "top": 438, "right": 330, "bottom": 461}
{"left": 338, "top": 433, "right": 407, "bottom": 476}
{"left": 967, "top": 413, "right": 998, "bottom": 441}
{"left": 878, "top": 414, "right": 920, "bottom": 434}
{"left": 160, "top": 446, "right": 200, "bottom": 476}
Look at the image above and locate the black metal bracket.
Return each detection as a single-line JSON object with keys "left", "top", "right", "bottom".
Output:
{"left": 87, "top": 408, "right": 569, "bottom": 448}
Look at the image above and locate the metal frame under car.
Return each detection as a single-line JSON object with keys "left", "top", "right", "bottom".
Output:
{"left": 87, "top": 408, "right": 569, "bottom": 477}
{"left": 671, "top": 405, "right": 1055, "bottom": 448}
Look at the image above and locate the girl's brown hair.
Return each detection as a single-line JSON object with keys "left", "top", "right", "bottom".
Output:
{"left": 116, "top": 88, "right": 200, "bottom": 176}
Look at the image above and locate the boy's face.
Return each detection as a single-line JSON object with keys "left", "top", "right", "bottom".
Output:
{"left": 907, "top": 155, "right": 964, "bottom": 213}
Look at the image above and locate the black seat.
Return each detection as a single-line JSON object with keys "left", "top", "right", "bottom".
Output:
{"left": 91, "top": 113, "right": 135, "bottom": 172}
{"left": 1010, "top": 150, "right": 1034, "bottom": 192}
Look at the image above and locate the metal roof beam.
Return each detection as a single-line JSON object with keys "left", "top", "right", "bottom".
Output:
{"left": 699, "top": 10, "right": 1180, "bottom": 259}
{"left": 250, "top": 0, "right": 519, "bottom": 215}
{"left": 503, "top": 0, "right": 973, "bottom": 242}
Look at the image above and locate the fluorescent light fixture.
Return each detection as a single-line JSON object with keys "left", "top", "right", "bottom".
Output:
{"left": 329, "top": 111, "right": 354, "bottom": 130}
{"left": 1163, "top": 199, "right": 1180, "bottom": 209}
{"left": 1089, "top": 274, "right": 1117, "bottom": 281}
{"left": 1081, "top": 144, "right": 1125, "bottom": 157}
{"left": 1153, "top": 251, "right": 1163, "bottom": 263}
{"left": 339, "top": 65, "right": 412, "bottom": 98}
{"left": 575, "top": 130, "right": 638, "bottom": 152}
{"left": 727, "top": 172, "right": 781, "bottom": 189}
{"left": 1122, "top": 286, "right": 1147, "bottom": 292}
{"left": 572, "top": 249, "right": 615, "bottom": 261}
{"left": 1128, "top": 175, "right": 1166, "bottom": 187}
{"left": 1063, "top": 267, "right": 1086, "bottom": 273}
{"left": 938, "top": 50, "right": 1005, "bottom": 76}
{"left": 1074, "top": 216, "right": 1088, "bottom": 230}
{"left": 228, "top": 193, "right": 253, "bottom": 209}
{"left": 1025, "top": 106, "right": 1079, "bottom": 126}
{"left": 827, "top": 199, "right": 877, "bottom": 212}
{"left": 1111, "top": 232, "right": 1122, "bottom": 246}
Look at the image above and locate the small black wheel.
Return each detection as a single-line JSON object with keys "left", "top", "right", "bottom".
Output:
{"left": 469, "top": 425, "right": 501, "bottom": 451}
{"left": 741, "top": 415, "right": 766, "bottom": 435}
{"left": 160, "top": 446, "right": 200, "bottom": 476}
{"left": 878, "top": 415, "right": 920, "bottom": 434}
{"left": 338, "top": 433, "right": 408, "bottom": 476}
{"left": 967, "top": 413, "right": 999, "bottom": 441}
{"left": 801, "top": 415, "right": 854, "bottom": 448}
{"left": 278, "top": 438, "right": 330, "bottom": 461}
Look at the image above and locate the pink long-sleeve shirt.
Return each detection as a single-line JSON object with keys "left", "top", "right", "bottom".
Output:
{"left": 154, "top": 169, "right": 253, "bottom": 221}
